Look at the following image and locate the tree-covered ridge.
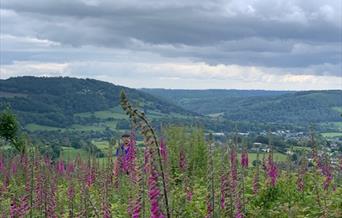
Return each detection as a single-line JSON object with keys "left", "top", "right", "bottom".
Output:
{"left": 222, "top": 91, "right": 342, "bottom": 123}
{"left": 143, "top": 89, "right": 342, "bottom": 124}
{"left": 142, "top": 89, "right": 291, "bottom": 101}
{"left": 0, "top": 76, "right": 195, "bottom": 128}
{"left": 1, "top": 77, "right": 341, "bottom": 135}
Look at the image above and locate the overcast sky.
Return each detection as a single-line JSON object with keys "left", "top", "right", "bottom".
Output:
{"left": 0, "top": 0, "right": 341, "bottom": 90}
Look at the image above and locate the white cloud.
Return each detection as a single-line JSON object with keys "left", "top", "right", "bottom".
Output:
{"left": 1, "top": 60, "right": 341, "bottom": 90}
{"left": 0, "top": 61, "right": 70, "bottom": 78}
{"left": 0, "top": 0, "right": 341, "bottom": 89}
{"left": 0, "top": 34, "right": 61, "bottom": 51}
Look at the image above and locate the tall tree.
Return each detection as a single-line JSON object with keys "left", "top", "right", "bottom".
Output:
{"left": 0, "top": 107, "right": 26, "bottom": 153}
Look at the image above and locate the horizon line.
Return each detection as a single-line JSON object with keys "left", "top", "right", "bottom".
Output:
{"left": 2, "top": 75, "right": 341, "bottom": 92}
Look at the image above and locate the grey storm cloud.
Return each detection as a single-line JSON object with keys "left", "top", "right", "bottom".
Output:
{"left": 0, "top": 0, "right": 341, "bottom": 79}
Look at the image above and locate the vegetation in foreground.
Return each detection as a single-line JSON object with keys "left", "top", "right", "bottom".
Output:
{"left": 0, "top": 91, "right": 341, "bottom": 218}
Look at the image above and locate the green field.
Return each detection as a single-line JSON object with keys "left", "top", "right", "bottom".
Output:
{"left": 92, "top": 139, "right": 114, "bottom": 154}
{"left": 102, "top": 121, "right": 117, "bottom": 130}
{"left": 26, "top": 123, "right": 113, "bottom": 133}
{"left": 60, "top": 147, "right": 114, "bottom": 166}
{"left": 332, "top": 106, "right": 342, "bottom": 113}
{"left": 320, "top": 122, "right": 342, "bottom": 132}
{"left": 322, "top": 132, "right": 342, "bottom": 138}
{"left": 59, "top": 146, "right": 88, "bottom": 160}
{"left": 238, "top": 152, "right": 287, "bottom": 164}
{"left": 26, "top": 121, "right": 118, "bottom": 133}
{"left": 292, "top": 146, "right": 311, "bottom": 152}
{"left": 70, "top": 124, "right": 107, "bottom": 132}
{"left": 74, "top": 107, "right": 130, "bottom": 120}
{"left": 26, "top": 123, "right": 63, "bottom": 132}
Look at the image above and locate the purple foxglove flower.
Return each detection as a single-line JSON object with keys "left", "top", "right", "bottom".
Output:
{"left": 66, "top": 162, "right": 75, "bottom": 177}
{"left": 321, "top": 161, "right": 333, "bottom": 190}
{"left": 234, "top": 192, "right": 243, "bottom": 218}
{"left": 86, "top": 167, "right": 96, "bottom": 187}
{"left": 56, "top": 160, "right": 65, "bottom": 175}
{"left": 34, "top": 172, "right": 43, "bottom": 208}
{"left": 20, "top": 155, "right": 28, "bottom": 169}
{"left": 253, "top": 170, "right": 259, "bottom": 195}
{"left": 235, "top": 211, "right": 244, "bottom": 218}
{"left": 10, "top": 161, "right": 17, "bottom": 175}
{"left": 67, "top": 182, "right": 75, "bottom": 200}
{"left": 266, "top": 154, "right": 278, "bottom": 187}
{"left": 102, "top": 202, "right": 111, "bottom": 218}
{"left": 241, "top": 150, "right": 248, "bottom": 168}
{"left": 44, "top": 156, "right": 51, "bottom": 167}
{"left": 230, "top": 148, "right": 238, "bottom": 183}
{"left": 230, "top": 146, "right": 244, "bottom": 217}
{"left": 296, "top": 158, "right": 307, "bottom": 192}
{"left": 113, "top": 160, "right": 120, "bottom": 189}
{"left": 206, "top": 203, "right": 213, "bottom": 218}
{"left": 296, "top": 176, "right": 304, "bottom": 192}
{"left": 125, "top": 135, "right": 137, "bottom": 176}
{"left": 47, "top": 176, "right": 57, "bottom": 218}
{"left": 220, "top": 175, "right": 226, "bottom": 209}
{"left": 144, "top": 147, "right": 150, "bottom": 173}
{"left": 17, "top": 194, "right": 30, "bottom": 217}
{"left": 186, "top": 189, "right": 193, "bottom": 201}
{"left": 0, "top": 156, "right": 4, "bottom": 173}
{"left": 160, "top": 138, "right": 168, "bottom": 162}
{"left": 179, "top": 149, "right": 187, "bottom": 172}
{"left": 10, "top": 198, "right": 18, "bottom": 218}
{"left": 148, "top": 165, "right": 164, "bottom": 218}
{"left": 132, "top": 198, "right": 142, "bottom": 218}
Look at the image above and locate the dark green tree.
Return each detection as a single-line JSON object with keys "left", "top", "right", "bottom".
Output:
{"left": 0, "top": 107, "right": 26, "bottom": 153}
{"left": 0, "top": 107, "right": 18, "bottom": 141}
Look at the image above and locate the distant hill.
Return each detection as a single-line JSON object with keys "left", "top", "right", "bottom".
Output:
{"left": 1, "top": 77, "right": 341, "bottom": 137}
{"left": 4, "top": 76, "right": 340, "bottom": 158}
{"left": 142, "top": 89, "right": 342, "bottom": 124}
{"left": 142, "top": 89, "right": 292, "bottom": 114}
{"left": 0, "top": 77, "right": 195, "bottom": 130}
